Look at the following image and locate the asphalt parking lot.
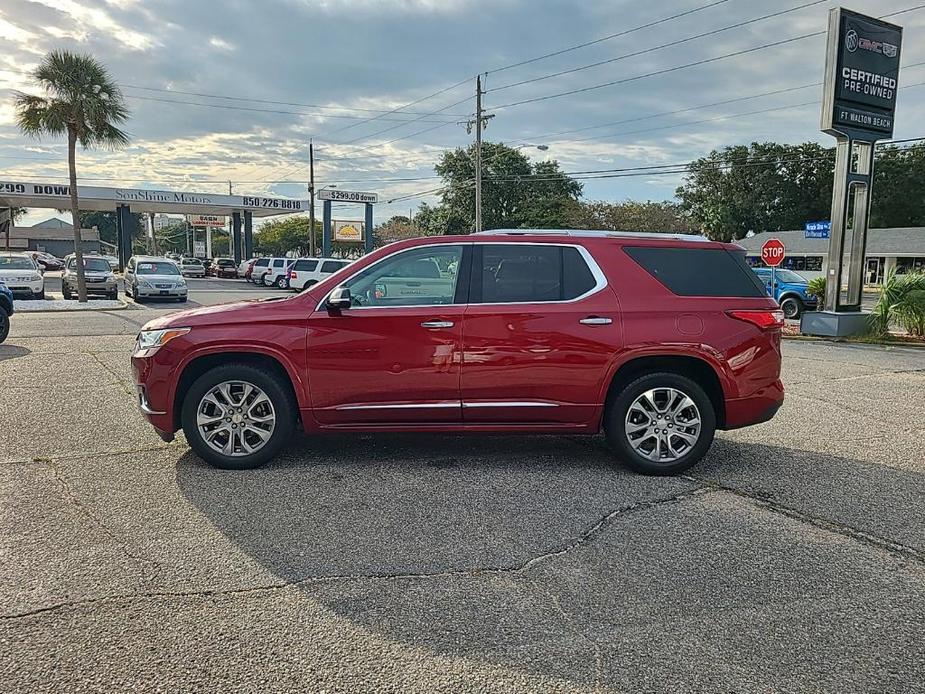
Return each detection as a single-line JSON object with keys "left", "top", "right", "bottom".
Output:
{"left": 1, "top": 300, "right": 923, "bottom": 692}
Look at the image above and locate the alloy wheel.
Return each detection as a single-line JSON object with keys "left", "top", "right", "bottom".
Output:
{"left": 196, "top": 380, "right": 276, "bottom": 457}
{"left": 624, "top": 387, "right": 701, "bottom": 462}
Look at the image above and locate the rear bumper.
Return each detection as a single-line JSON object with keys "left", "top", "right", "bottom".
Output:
{"left": 722, "top": 379, "right": 784, "bottom": 430}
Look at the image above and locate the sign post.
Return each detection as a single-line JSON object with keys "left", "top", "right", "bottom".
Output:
{"left": 804, "top": 7, "right": 903, "bottom": 337}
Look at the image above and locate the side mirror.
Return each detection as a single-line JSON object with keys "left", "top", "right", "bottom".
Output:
{"left": 326, "top": 286, "right": 352, "bottom": 311}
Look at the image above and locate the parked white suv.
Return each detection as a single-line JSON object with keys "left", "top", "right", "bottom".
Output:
{"left": 255, "top": 257, "right": 292, "bottom": 288}
{"left": 287, "top": 257, "right": 350, "bottom": 291}
{"left": 0, "top": 253, "right": 44, "bottom": 299}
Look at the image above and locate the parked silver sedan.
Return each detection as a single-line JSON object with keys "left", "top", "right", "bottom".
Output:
{"left": 124, "top": 256, "right": 188, "bottom": 302}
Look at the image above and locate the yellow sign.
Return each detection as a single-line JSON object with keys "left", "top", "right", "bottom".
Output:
{"left": 334, "top": 220, "right": 364, "bottom": 242}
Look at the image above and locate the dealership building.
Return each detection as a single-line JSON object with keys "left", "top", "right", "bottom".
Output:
{"left": 737, "top": 227, "right": 925, "bottom": 284}
{"left": 5, "top": 217, "right": 107, "bottom": 257}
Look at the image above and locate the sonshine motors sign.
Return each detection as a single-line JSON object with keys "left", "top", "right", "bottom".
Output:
{"left": 821, "top": 8, "right": 903, "bottom": 139}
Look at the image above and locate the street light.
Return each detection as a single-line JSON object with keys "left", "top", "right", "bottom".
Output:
{"left": 513, "top": 143, "right": 549, "bottom": 152}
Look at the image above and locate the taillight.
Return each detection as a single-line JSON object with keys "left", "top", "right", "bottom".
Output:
{"left": 289, "top": 271, "right": 297, "bottom": 278}
{"left": 727, "top": 309, "right": 784, "bottom": 330}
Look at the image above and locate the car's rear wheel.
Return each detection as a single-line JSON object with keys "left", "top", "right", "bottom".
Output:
{"left": 276, "top": 276, "right": 288, "bottom": 289}
{"left": 262, "top": 273, "right": 274, "bottom": 287}
{"left": 181, "top": 363, "right": 295, "bottom": 470}
{"left": 0, "top": 310, "right": 9, "bottom": 344}
{"left": 604, "top": 372, "right": 715, "bottom": 475}
{"left": 780, "top": 296, "right": 803, "bottom": 319}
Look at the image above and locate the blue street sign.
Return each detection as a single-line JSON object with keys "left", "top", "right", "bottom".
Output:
{"left": 805, "top": 220, "right": 831, "bottom": 238}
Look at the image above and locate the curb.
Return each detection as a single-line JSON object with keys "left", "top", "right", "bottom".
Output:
{"left": 783, "top": 334, "right": 925, "bottom": 349}
{"left": 12, "top": 301, "right": 131, "bottom": 314}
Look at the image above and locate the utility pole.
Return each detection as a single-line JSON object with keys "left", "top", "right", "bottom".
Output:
{"left": 465, "top": 75, "right": 494, "bottom": 233}
{"left": 308, "top": 139, "right": 316, "bottom": 257}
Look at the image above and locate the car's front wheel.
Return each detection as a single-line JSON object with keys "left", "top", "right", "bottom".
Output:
{"left": 780, "top": 296, "right": 803, "bottom": 319}
{"left": 262, "top": 274, "right": 274, "bottom": 287}
{"left": 604, "top": 372, "right": 716, "bottom": 475}
{"left": 181, "top": 363, "right": 295, "bottom": 470}
{"left": 0, "top": 310, "right": 9, "bottom": 344}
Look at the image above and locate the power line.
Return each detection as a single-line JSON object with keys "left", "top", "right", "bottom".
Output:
{"left": 486, "top": 0, "right": 732, "bottom": 75}
{"left": 490, "top": 3, "right": 925, "bottom": 111}
{"left": 122, "top": 93, "right": 462, "bottom": 123}
{"left": 488, "top": 0, "right": 830, "bottom": 93}
{"left": 120, "top": 84, "right": 470, "bottom": 117}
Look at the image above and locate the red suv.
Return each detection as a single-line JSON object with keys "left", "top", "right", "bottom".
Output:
{"left": 132, "top": 230, "right": 783, "bottom": 475}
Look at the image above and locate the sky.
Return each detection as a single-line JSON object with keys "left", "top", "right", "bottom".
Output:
{"left": 1, "top": 0, "right": 923, "bottom": 229}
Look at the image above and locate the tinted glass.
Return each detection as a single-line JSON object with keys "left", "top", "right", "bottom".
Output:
{"left": 273, "top": 259, "right": 285, "bottom": 268}
{"left": 321, "top": 260, "right": 345, "bottom": 273}
{"left": 477, "top": 245, "right": 596, "bottom": 303}
{"left": 68, "top": 257, "right": 110, "bottom": 272}
{"left": 343, "top": 246, "right": 462, "bottom": 307}
{"left": 295, "top": 259, "right": 318, "bottom": 272}
{"left": 254, "top": 258, "right": 269, "bottom": 267}
{"left": 625, "top": 246, "right": 766, "bottom": 297}
{"left": 136, "top": 261, "right": 180, "bottom": 275}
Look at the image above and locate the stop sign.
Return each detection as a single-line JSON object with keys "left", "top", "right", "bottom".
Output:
{"left": 761, "top": 238, "right": 786, "bottom": 267}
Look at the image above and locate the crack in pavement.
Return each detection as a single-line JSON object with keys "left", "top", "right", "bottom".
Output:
{"left": 0, "top": 443, "right": 182, "bottom": 467}
{"left": 685, "top": 476, "right": 925, "bottom": 565}
{"left": 43, "top": 459, "right": 162, "bottom": 576}
{"left": 0, "top": 486, "right": 710, "bottom": 622}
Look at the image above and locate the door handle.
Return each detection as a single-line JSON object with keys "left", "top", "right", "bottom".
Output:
{"left": 421, "top": 320, "right": 455, "bottom": 329}
{"left": 579, "top": 316, "right": 612, "bottom": 326}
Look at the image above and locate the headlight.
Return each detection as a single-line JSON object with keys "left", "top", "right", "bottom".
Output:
{"left": 137, "top": 328, "right": 190, "bottom": 350}
{"left": 178, "top": 278, "right": 187, "bottom": 286}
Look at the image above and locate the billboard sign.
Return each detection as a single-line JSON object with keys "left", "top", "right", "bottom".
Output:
{"left": 318, "top": 189, "right": 378, "bottom": 204}
{"left": 333, "top": 220, "right": 364, "bottom": 242}
{"left": 821, "top": 8, "right": 902, "bottom": 140}
{"left": 190, "top": 214, "right": 225, "bottom": 227}
{"left": 805, "top": 220, "right": 831, "bottom": 238}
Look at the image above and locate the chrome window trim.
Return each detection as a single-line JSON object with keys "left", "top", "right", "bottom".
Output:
{"left": 315, "top": 241, "right": 607, "bottom": 311}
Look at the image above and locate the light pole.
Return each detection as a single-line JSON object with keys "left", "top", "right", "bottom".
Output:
{"left": 513, "top": 143, "right": 549, "bottom": 152}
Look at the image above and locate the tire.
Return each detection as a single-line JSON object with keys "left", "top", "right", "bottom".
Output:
{"left": 604, "top": 372, "right": 716, "bottom": 476}
{"left": 276, "top": 276, "right": 288, "bottom": 289}
{"left": 108, "top": 290, "right": 118, "bottom": 300}
{"left": 181, "top": 362, "right": 296, "bottom": 470}
{"left": 262, "top": 273, "right": 273, "bottom": 287}
{"left": 62, "top": 286, "right": 72, "bottom": 300}
{"left": 0, "top": 310, "right": 9, "bottom": 344}
{"left": 780, "top": 296, "right": 803, "bottom": 320}
{"left": 35, "top": 290, "right": 45, "bottom": 300}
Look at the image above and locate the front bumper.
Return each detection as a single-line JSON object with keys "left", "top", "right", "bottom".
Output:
{"left": 135, "top": 285, "right": 187, "bottom": 298}
{"left": 133, "top": 356, "right": 176, "bottom": 439}
{"left": 65, "top": 281, "right": 117, "bottom": 295}
{"left": 6, "top": 280, "right": 43, "bottom": 295}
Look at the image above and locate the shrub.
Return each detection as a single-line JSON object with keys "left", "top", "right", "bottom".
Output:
{"left": 870, "top": 271, "right": 925, "bottom": 336}
{"left": 807, "top": 276, "right": 826, "bottom": 305}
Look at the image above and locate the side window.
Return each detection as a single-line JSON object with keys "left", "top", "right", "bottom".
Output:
{"left": 298, "top": 259, "right": 318, "bottom": 272}
{"left": 255, "top": 258, "right": 269, "bottom": 268}
{"left": 341, "top": 246, "right": 463, "bottom": 307}
{"left": 320, "top": 260, "right": 341, "bottom": 274}
{"left": 273, "top": 259, "right": 285, "bottom": 268}
{"left": 625, "top": 246, "right": 766, "bottom": 297}
{"left": 477, "top": 244, "right": 598, "bottom": 303}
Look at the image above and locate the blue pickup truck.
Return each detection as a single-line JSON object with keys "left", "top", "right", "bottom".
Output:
{"left": 752, "top": 267, "right": 817, "bottom": 319}
{"left": 0, "top": 281, "right": 13, "bottom": 344}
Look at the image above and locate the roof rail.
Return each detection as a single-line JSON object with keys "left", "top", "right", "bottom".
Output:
{"left": 474, "top": 228, "right": 710, "bottom": 242}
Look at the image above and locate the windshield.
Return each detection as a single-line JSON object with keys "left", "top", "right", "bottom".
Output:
{"left": 68, "top": 257, "right": 111, "bottom": 272}
{"left": 137, "top": 261, "right": 180, "bottom": 275}
{"left": 182, "top": 259, "right": 202, "bottom": 266}
{"left": 0, "top": 256, "right": 35, "bottom": 270}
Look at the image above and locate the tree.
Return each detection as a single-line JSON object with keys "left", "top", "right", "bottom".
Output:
{"left": 417, "top": 142, "right": 583, "bottom": 234}
{"left": 676, "top": 142, "right": 834, "bottom": 242}
{"left": 79, "top": 210, "right": 143, "bottom": 246}
{"left": 254, "top": 216, "right": 321, "bottom": 257}
{"left": 870, "top": 143, "right": 925, "bottom": 228}
{"left": 374, "top": 215, "right": 427, "bottom": 247}
{"left": 568, "top": 200, "right": 693, "bottom": 233}
{"left": 16, "top": 51, "right": 129, "bottom": 301}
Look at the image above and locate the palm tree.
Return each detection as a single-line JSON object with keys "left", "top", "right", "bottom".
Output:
{"left": 15, "top": 51, "right": 129, "bottom": 302}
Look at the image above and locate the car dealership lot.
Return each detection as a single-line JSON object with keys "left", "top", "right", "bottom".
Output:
{"left": 1, "top": 304, "right": 923, "bottom": 693}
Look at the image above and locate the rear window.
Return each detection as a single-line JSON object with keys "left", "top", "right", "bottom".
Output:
{"left": 625, "top": 246, "right": 766, "bottom": 297}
